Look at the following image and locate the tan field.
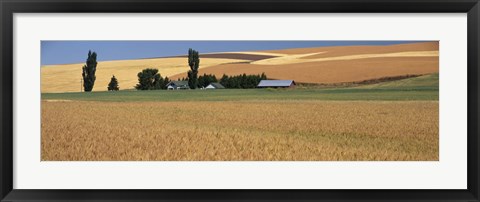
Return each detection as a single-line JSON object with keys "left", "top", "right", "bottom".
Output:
{"left": 226, "top": 51, "right": 288, "bottom": 56}
{"left": 250, "top": 51, "right": 438, "bottom": 65}
{"left": 171, "top": 56, "right": 438, "bottom": 84}
{"left": 261, "top": 41, "right": 438, "bottom": 56}
{"left": 170, "top": 42, "right": 439, "bottom": 83}
{"left": 41, "top": 42, "right": 439, "bottom": 92}
{"left": 41, "top": 57, "right": 249, "bottom": 93}
{"left": 41, "top": 100, "right": 438, "bottom": 161}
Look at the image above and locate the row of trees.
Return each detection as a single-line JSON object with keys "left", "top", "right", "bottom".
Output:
{"left": 198, "top": 74, "right": 218, "bottom": 88}
{"left": 109, "top": 68, "right": 172, "bottom": 91}
{"left": 81, "top": 48, "right": 268, "bottom": 91}
{"left": 81, "top": 50, "right": 189, "bottom": 91}
{"left": 178, "top": 72, "right": 268, "bottom": 89}
{"left": 177, "top": 73, "right": 218, "bottom": 88}
{"left": 80, "top": 51, "right": 170, "bottom": 91}
{"left": 220, "top": 73, "right": 267, "bottom": 89}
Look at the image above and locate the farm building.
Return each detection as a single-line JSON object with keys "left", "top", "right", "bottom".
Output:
{"left": 205, "top": 82, "right": 225, "bottom": 89}
{"left": 166, "top": 81, "right": 190, "bottom": 90}
{"left": 257, "top": 80, "right": 296, "bottom": 88}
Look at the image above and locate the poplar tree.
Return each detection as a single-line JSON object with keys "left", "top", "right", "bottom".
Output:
{"left": 81, "top": 50, "right": 98, "bottom": 92}
{"left": 187, "top": 48, "right": 200, "bottom": 89}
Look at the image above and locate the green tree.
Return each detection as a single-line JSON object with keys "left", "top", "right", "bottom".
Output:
{"left": 261, "top": 72, "right": 267, "bottom": 80}
{"left": 135, "top": 68, "right": 164, "bottom": 90}
{"left": 197, "top": 74, "right": 218, "bottom": 88}
{"left": 187, "top": 48, "right": 200, "bottom": 89}
{"left": 207, "top": 74, "right": 217, "bottom": 86}
{"left": 241, "top": 73, "right": 247, "bottom": 88}
{"left": 162, "top": 76, "right": 171, "bottom": 89}
{"left": 220, "top": 74, "right": 229, "bottom": 87}
{"left": 107, "top": 75, "right": 120, "bottom": 91}
{"left": 81, "top": 50, "right": 98, "bottom": 92}
{"left": 198, "top": 74, "right": 206, "bottom": 88}
{"left": 218, "top": 73, "right": 266, "bottom": 89}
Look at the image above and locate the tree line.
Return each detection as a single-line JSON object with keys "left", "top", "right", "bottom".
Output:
{"left": 177, "top": 72, "right": 267, "bottom": 89}
{"left": 220, "top": 73, "right": 267, "bottom": 89}
{"left": 177, "top": 74, "right": 218, "bottom": 88}
{"left": 81, "top": 49, "right": 268, "bottom": 92}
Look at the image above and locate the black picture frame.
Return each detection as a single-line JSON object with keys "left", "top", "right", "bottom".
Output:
{"left": 1, "top": 0, "right": 479, "bottom": 201}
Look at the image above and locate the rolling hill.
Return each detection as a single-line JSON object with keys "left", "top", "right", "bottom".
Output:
{"left": 41, "top": 41, "right": 439, "bottom": 93}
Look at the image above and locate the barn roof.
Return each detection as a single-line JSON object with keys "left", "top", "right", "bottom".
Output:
{"left": 166, "top": 81, "right": 189, "bottom": 87}
{"left": 257, "top": 80, "right": 295, "bottom": 87}
{"left": 208, "top": 82, "right": 225, "bottom": 89}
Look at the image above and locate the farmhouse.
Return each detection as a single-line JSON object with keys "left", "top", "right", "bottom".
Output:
{"left": 205, "top": 82, "right": 225, "bottom": 89}
{"left": 257, "top": 80, "right": 296, "bottom": 88}
{"left": 166, "top": 81, "right": 190, "bottom": 90}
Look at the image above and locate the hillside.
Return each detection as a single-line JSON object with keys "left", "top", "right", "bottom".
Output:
{"left": 41, "top": 42, "right": 439, "bottom": 93}
{"left": 41, "top": 57, "right": 248, "bottom": 93}
{"left": 169, "top": 42, "right": 439, "bottom": 82}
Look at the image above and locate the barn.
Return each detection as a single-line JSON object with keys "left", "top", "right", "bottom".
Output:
{"left": 166, "top": 81, "right": 190, "bottom": 90}
{"left": 205, "top": 82, "right": 225, "bottom": 89}
{"left": 257, "top": 80, "right": 296, "bottom": 88}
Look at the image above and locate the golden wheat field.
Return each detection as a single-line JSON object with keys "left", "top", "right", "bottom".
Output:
{"left": 41, "top": 100, "right": 438, "bottom": 161}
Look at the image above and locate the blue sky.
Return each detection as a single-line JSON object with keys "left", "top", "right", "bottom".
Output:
{"left": 41, "top": 41, "right": 425, "bottom": 65}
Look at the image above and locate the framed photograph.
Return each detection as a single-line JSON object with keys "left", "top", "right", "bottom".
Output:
{"left": 1, "top": 0, "right": 479, "bottom": 201}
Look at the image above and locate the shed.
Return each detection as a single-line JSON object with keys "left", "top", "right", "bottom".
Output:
{"left": 166, "top": 81, "right": 190, "bottom": 90}
{"left": 205, "top": 82, "right": 225, "bottom": 89}
{"left": 257, "top": 80, "right": 296, "bottom": 88}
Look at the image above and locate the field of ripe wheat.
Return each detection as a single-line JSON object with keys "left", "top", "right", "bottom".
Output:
{"left": 41, "top": 100, "right": 438, "bottom": 161}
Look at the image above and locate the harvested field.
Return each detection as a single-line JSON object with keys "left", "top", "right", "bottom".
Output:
{"left": 174, "top": 53, "right": 278, "bottom": 61}
{"left": 170, "top": 56, "right": 438, "bottom": 84}
{"left": 227, "top": 51, "right": 288, "bottom": 57}
{"left": 41, "top": 100, "right": 438, "bottom": 161}
{"left": 261, "top": 42, "right": 438, "bottom": 56}
{"left": 251, "top": 51, "right": 438, "bottom": 65}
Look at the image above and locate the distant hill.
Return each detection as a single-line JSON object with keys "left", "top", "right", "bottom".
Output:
{"left": 169, "top": 42, "right": 438, "bottom": 83}
{"left": 41, "top": 42, "right": 438, "bottom": 93}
